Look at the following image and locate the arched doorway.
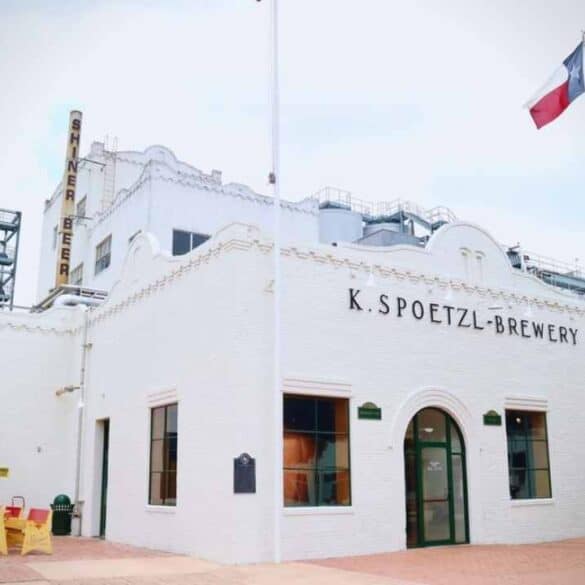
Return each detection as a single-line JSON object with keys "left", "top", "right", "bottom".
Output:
{"left": 404, "top": 407, "right": 469, "bottom": 547}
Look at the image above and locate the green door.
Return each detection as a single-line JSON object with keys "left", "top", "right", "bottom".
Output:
{"left": 99, "top": 419, "right": 110, "bottom": 539}
{"left": 404, "top": 408, "right": 469, "bottom": 547}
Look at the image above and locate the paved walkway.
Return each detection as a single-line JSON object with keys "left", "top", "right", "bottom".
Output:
{"left": 1, "top": 537, "right": 584, "bottom": 585}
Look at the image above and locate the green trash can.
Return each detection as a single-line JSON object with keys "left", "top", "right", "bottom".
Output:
{"left": 51, "top": 494, "right": 74, "bottom": 535}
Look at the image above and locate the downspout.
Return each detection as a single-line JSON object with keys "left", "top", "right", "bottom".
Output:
{"left": 73, "top": 305, "right": 90, "bottom": 535}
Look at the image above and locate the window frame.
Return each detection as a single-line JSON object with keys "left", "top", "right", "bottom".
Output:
{"left": 76, "top": 196, "right": 87, "bottom": 220}
{"left": 95, "top": 235, "right": 112, "bottom": 275}
{"left": 505, "top": 409, "right": 552, "bottom": 500}
{"left": 283, "top": 394, "right": 351, "bottom": 508}
{"left": 70, "top": 263, "right": 84, "bottom": 286}
{"left": 148, "top": 402, "right": 178, "bottom": 507}
{"left": 172, "top": 229, "right": 210, "bottom": 256}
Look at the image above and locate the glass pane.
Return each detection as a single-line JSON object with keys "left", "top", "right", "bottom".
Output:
{"left": 508, "top": 439, "right": 529, "bottom": 469}
{"left": 417, "top": 409, "right": 446, "bottom": 442}
{"left": 149, "top": 472, "right": 164, "bottom": 505}
{"left": 533, "top": 470, "right": 551, "bottom": 498}
{"left": 172, "top": 230, "right": 191, "bottom": 256}
{"left": 151, "top": 407, "right": 165, "bottom": 440}
{"left": 450, "top": 424, "right": 462, "bottom": 453}
{"left": 316, "top": 398, "right": 348, "bottom": 433}
{"left": 191, "top": 233, "right": 209, "bottom": 250}
{"left": 166, "top": 404, "right": 178, "bottom": 435}
{"left": 527, "top": 413, "right": 547, "bottom": 440}
{"left": 318, "top": 469, "right": 350, "bottom": 506}
{"left": 506, "top": 411, "right": 526, "bottom": 438}
{"left": 404, "top": 451, "right": 418, "bottom": 547}
{"left": 317, "top": 434, "right": 348, "bottom": 469}
{"left": 283, "top": 432, "right": 316, "bottom": 468}
{"left": 422, "top": 447, "right": 448, "bottom": 501}
{"left": 283, "top": 469, "right": 316, "bottom": 506}
{"left": 405, "top": 420, "right": 415, "bottom": 452}
{"left": 530, "top": 441, "right": 549, "bottom": 469}
{"left": 452, "top": 454, "right": 467, "bottom": 543}
{"left": 166, "top": 471, "right": 177, "bottom": 503}
{"left": 284, "top": 396, "right": 315, "bottom": 431}
{"left": 509, "top": 468, "right": 529, "bottom": 499}
{"left": 150, "top": 439, "right": 164, "bottom": 473}
{"left": 167, "top": 437, "right": 178, "bottom": 471}
{"left": 423, "top": 500, "right": 450, "bottom": 542}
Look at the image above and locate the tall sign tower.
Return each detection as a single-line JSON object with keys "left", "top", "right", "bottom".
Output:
{"left": 55, "top": 110, "right": 83, "bottom": 288}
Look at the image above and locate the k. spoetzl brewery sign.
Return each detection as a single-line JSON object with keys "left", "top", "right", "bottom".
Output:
{"left": 55, "top": 110, "right": 82, "bottom": 287}
{"left": 348, "top": 288, "right": 578, "bottom": 345}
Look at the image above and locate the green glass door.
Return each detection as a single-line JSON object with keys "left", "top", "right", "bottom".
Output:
{"left": 99, "top": 419, "right": 109, "bottom": 539}
{"left": 404, "top": 408, "right": 469, "bottom": 547}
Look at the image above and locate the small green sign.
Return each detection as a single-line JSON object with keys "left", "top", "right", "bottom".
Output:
{"left": 358, "top": 402, "right": 382, "bottom": 420}
{"left": 483, "top": 410, "right": 502, "bottom": 426}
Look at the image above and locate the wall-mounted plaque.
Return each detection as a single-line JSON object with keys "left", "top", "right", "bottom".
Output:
{"left": 0, "top": 467, "right": 9, "bottom": 478}
{"left": 483, "top": 410, "right": 502, "bottom": 426}
{"left": 234, "top": 453, "right": 256, "bottom": 494}
{"left": 358, "top": 402, "right": 382, "bottom": 420}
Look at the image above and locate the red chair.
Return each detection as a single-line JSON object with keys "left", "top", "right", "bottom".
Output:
{"left": 5, "top": 506, "right": 22, "bottom": 519}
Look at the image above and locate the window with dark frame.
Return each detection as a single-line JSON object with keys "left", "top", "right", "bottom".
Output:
{"left": 505, "top": 410, "right": 552, "bottom": 499}
{"left": 172, "top": 229, "right": 209, "bottom": 256}
{"left": 70, "top": 263, "right": 83, "bottom": 286}
{"left": 149, "top": 403, "right": 178, "bottom": 506}
{"left": 76, "top": 196, "right": 87, "bottom": 220}
{"left": 95, "top": 235, "right": 112, "bottom": 275}
{"left": 283, "top": 395, "right": 351, "bottom": 507}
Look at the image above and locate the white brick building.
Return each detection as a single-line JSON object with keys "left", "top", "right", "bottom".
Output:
{"left": 1, "top": 144, "right": 584, "bottom": 563}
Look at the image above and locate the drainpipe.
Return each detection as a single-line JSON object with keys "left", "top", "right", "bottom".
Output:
{"left": 73, "top": 305, "right": 90, "bottom": 536}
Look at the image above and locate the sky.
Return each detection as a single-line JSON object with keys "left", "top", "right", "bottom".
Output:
{"left": 1, "top": 0, "right": 584, "bottom": 306}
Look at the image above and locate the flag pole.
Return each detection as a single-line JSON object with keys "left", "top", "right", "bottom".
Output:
{"left": 269, "top": 0, "right": 283, "bottom": 564}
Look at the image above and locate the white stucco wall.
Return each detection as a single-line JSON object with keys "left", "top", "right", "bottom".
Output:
{"left": 3, "top": 219, "right": 584, "bottom": 563}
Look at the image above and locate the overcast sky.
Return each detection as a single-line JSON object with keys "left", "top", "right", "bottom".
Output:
{"left": 1, "top": 0, "right": 584, "bottom": 306}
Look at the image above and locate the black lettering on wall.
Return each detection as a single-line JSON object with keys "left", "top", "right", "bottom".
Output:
{"left": 508, "top": 318, "right": 518, "bottom": 335}
{"left": 532, "top": 322, "right": 544, "bottom": 338}
{"left": 378, "top": 294, "right": 390, "bottom": 315}
{"left": 349, "top": 289, "right": 362, "bottom": 311}
{"left": 472, "top": 311, "right": 484, "bottom": 330}
{"left": 559, "top": 326, "right": 568, "bottom": 343}
{"left": 569, "top": 328, "right": 578, "bottom": 345}
{"left": 397, "top": 297, "right": 407, "bottom": 317}
{"left": 457, "top": 308, "right": 470, "bottom": 328}
{"left": 429, "top": 303, "right": 441, "bottom": 324}
{"left": 520, "top": 320, "right": 530, "bottom": 338}
{"left": 412, "top": 300, "right": 424, "bottom": 320}
{"left": 495, "top": 315, "right": 505, "bottom": 334}
{"left": 443, "top": 305, "right": 454, "bottom": 325}
{"left": 548, "top": 324, "right": 557, "bottom": 343}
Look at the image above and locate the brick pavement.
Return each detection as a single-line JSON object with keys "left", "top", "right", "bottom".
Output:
{"left": 1, "top": 536, "right": 584, "bottom": 585}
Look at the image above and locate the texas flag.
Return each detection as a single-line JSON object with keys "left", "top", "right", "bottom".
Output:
{"left": 527, "top": 42, "right": 584, "bottom": 129}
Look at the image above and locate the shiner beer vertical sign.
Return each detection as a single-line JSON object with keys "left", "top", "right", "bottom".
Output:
{"left": 55, "top": 110, "right": 82, "bottom": 288}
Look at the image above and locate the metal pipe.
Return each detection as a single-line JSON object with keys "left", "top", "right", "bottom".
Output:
{"left": 73, "top": 305, "right": 90, "bottom": 535}
{"left": 53, "top": 294, "right": 103, "bottom": 308}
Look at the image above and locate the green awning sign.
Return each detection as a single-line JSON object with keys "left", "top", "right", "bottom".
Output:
{"left": 358, "top": 402, "right": 382, "bottom": 420}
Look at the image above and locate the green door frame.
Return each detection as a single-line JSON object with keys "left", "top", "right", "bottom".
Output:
{"left": 406, "top": 408, "right": 469, "bottom": 548}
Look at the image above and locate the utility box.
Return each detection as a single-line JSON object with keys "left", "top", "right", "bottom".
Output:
{"left": 51, "top": 494, "right": 74, "bottom": 535}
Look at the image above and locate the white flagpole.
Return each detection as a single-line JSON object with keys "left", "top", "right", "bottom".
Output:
{"left": 270, "top": 0, "right": 283, "bottom": 564}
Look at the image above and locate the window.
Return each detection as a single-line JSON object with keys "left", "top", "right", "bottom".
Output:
{"left": 52, "top": 225, "right": 58, "bottom": 250}
{"left": 128, "top": 230, "right": 141, "bottom": 244}
{"left": 149, "top": 403, "right": 178, "bottom": 506}
{"left": 172, "top": 229, "right": 209, "bottom": 256}
{"left": 70, "top": 263, "right": 83, "bottom": 286}
{"left": 76, "top": 196, "right": 87, "bottom": 220}
{"left": 95, "top": 235, "right": 112, "bottom": 275}
{"left": 506, "top": 410, "right": 551, "bottom": 499}
{"left": 283, "top": 395, "right": 350, "bottom": 507}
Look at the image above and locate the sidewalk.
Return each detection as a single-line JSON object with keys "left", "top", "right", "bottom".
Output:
{"left": 1, "top": 536, "right": 584, "bottom": 585}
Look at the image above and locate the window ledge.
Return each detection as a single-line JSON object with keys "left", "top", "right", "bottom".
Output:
{"left": 145, "top": 505, "right": 177, "bottom": 514}
{"left": 284, "top": 506, "right": 354, "bottom": 517}
{"left": 510, "top": 498, "right": 555, "bottom": 507}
